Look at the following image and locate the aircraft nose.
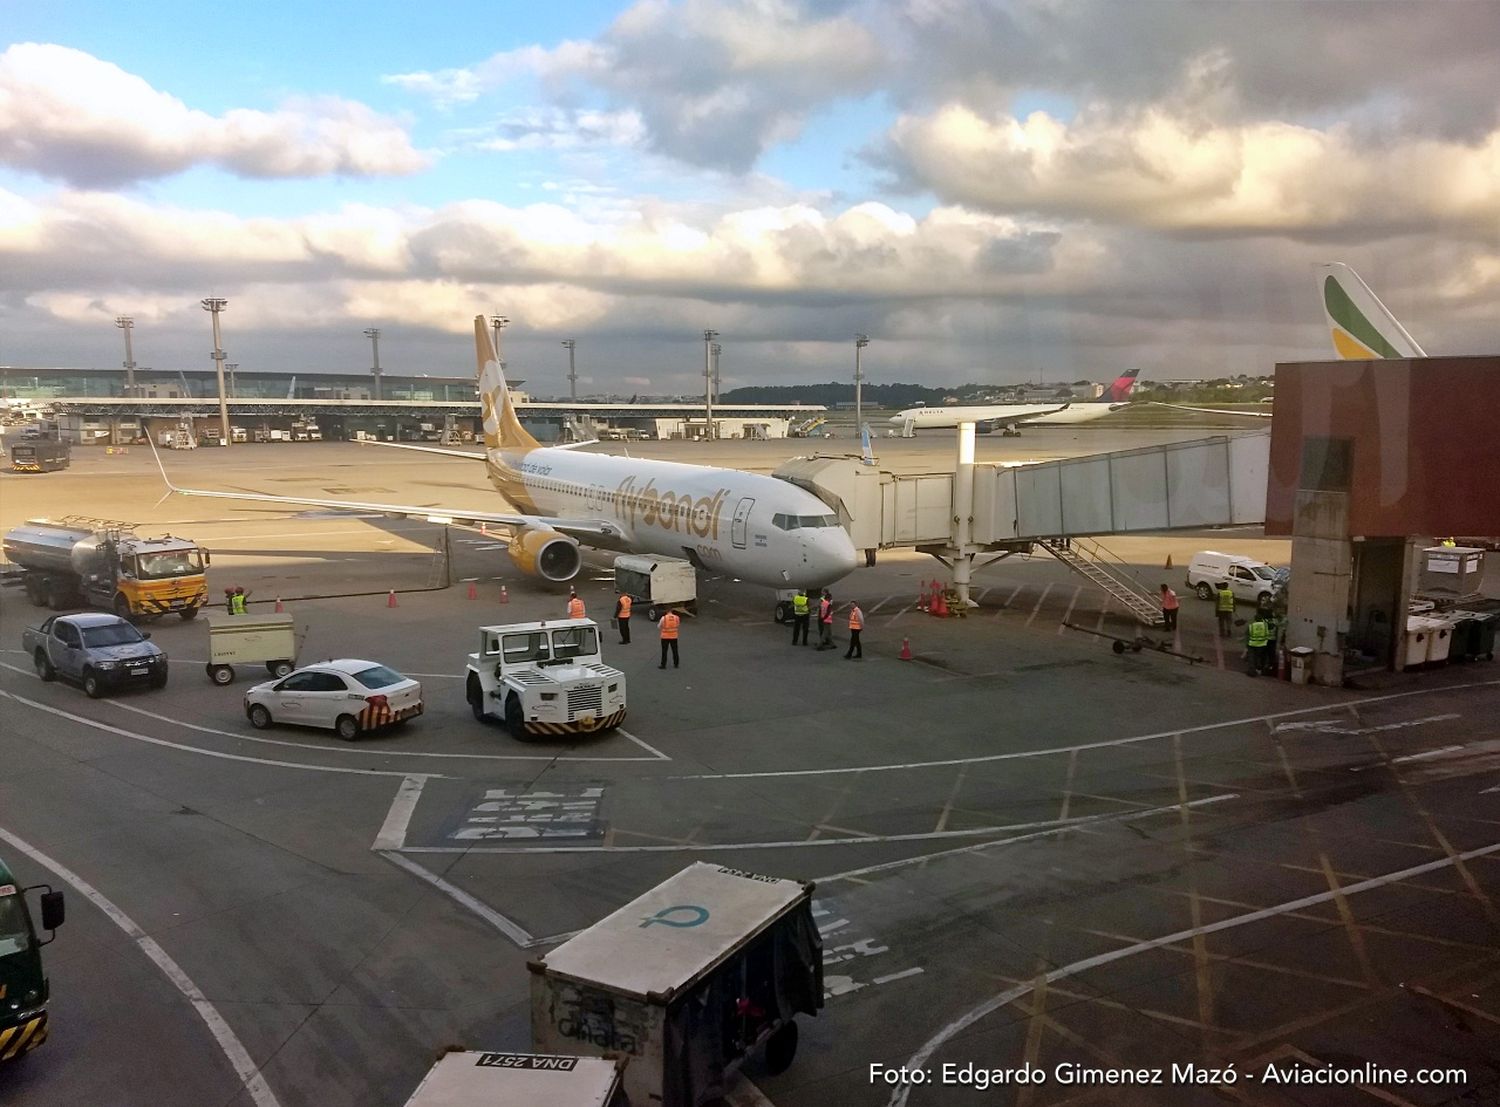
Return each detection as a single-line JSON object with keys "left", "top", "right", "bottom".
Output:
{"left": 824, "top": 529, "right": 859, "bottom": 581}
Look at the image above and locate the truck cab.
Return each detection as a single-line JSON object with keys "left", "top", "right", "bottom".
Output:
{"left": 0, "top": 855, "right": 65, "bottom": 1061}
{"left": 465, "top": 619, "right": 627, "bottom": 741}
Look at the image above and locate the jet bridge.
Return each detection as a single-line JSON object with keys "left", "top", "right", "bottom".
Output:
{"left": 774, "top": 429, "right": 1270, "bottom": 623}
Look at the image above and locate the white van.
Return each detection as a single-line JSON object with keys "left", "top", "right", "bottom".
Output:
{"left": 1186, "top": 551, "right": 1280, "bottom": 605}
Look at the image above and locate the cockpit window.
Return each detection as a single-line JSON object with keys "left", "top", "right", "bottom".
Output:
{"left": 773, "top": 513, "right": 840, "bottom": 531}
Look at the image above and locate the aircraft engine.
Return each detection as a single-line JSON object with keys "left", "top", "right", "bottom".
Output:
{"left": 508, "top": 527, "right": 581, "bottom": 582}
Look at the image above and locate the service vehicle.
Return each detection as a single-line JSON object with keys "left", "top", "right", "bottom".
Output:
{"left": 402, "top": 1050, "right": 627, "bottom": 1107}
{"left": 23, "top": 612, "right": 169, "bottom": 697}
{"left": 3, "top": 518, "right": 209, "bottom": 619}
{"left": 530, "top": 863, "right": 821, "bottom": 1107}
{"left": 0, "top": 855, "right": 66, "bottom": 1062}
{"left": 244, "top": 659, "right": 423, "bottom": 741}
{"left": 1185, "top": 550, "right": 1281, "bottom": 605}
{"left": 8, "top": 439, "right": 70, "bottom": 473}
{"left": 203, "top": 611, "right": 297, "bottom": 684}
{"left": 466, "top": 619, "right": 626, "bottom": 740}
{"left": 612, "top": 553, "right": 698, "bottom": 621}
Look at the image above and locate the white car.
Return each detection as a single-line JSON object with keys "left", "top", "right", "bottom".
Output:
{"left": 244, "top": 659, "right": 423, "bottom": 741}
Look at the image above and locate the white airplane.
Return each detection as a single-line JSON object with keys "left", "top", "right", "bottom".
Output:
{"left": 152, "top": 318, "right": 859, "bottom": 592}
{"left": 888, "top": 368, "right": 1140, "bottom": 435}
{"left": 1155, "top": 262, "right": 1426, "bottom": 419}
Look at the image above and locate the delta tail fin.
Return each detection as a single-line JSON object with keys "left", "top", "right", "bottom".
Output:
{"left": 474, "top": 315, "right": 539, "bottom": 450}
{"left": 1317, "top": 263, "right": 1425, "bottom": 360}
{"left": 1100, "top": 367, "right": 1140, "bottom": 403}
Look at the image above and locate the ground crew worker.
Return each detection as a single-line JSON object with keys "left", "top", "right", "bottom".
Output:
{"left": 613, "top": 590, "right": 632, "bottom": 645}
{"left": 1216, "top": 581, "right": 1235, "bottom": 638}
{"left": 1441, "top": 537, "right": 1457, "bottom": 547}
{"left": 844, "top": 602, "right": 864, "bottom": 660}
{"left": 658, "top": 609, "right": 680, "bottom": 669}
{"left": 791, "top": 588, "right": 810, "bottom": 646}
{"left": 230, "top": 586, "right": 250, "bottom": 615}
{"left": 1245, "top": 613, "right": 1271, "bottom": 675}
{"left": 567, "top": 590, "right": 585, "bottom": 619}
{"left": 224, "top": 588, "right": 236, "bottom": 615}
{"left": 817, "top": 590, "right": 834, "bottom": 650}
{"left": 1159, "top": 583, "right": 1179, "bottom": 631}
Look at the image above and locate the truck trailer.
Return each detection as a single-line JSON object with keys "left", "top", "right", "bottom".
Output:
{"left": 3, "top": 518, "right": 210, "bottom": 620}
{"left": 8, "top": 439, "right": 71, "bottom": 473}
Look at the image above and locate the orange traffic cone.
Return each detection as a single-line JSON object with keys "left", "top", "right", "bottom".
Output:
{"left": 386, "top": 589, "right": 399, "bottom": 608}
{"left": 899, "top": 637, "right": 913, "bottom": 661}
{"left": 274, "top": 597, "right": 284, "bottom": 613}
{"left": 1164, "top": 553, "right": 1173, "bottom": 570}
{"left": 467, "top": 581, "right": 478, "bottom": 600}
{"left": 499, "top": 585, "right": 509, "bottom": 604}
{"left": 931, "top": 589, "right": 949, "bottom": 618}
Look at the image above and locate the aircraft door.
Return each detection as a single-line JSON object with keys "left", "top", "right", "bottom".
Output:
{"left": 730, "top": 497, "right": 754, "bottom": 549}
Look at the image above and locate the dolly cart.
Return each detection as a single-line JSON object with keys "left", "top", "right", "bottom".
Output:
{"left": 401, "top": 1049, "right": 627, "bottom": 1107}
{"left": 204, "top": 612, "right": 297, "bottom": 685}
{"left": 530, "top": 862, "right": 822, "bottom": 1107}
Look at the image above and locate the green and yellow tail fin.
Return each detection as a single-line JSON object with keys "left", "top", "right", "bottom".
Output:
{"left": 1316, "top": 263, "right": 1426, "bottom": 360}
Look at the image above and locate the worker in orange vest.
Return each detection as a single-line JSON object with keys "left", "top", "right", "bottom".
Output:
{"left": 567, "top": 590, "right": 586, "bottom": 619}
{"left": 1159, "top": 583, "right": 1179, "bottom": 631}
{"left": 613, "top": 589, "right": 632, "bottom": 645}
{"left": 844, "top": 602, "right": 864, "bottom": 660}
{"left": 658, "top": 609, "right": 680, "bottom": 669}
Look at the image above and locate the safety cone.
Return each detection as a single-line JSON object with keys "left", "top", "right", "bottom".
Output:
{"left": 1164, "top": 553, "right": 1174, "bottom": 570}
{"left": 467, "top": 581, "right": 478, "bottom": 600}
{"left": 386, "top": 589, "right": 399, "bottom": 608}
{"left": 274, "top": 597, "right": 284, "bottom": 613}
{"left": 480, "top": 522, "right": 488, "bottom": 536}
{"left": 499, "top": 585, "right": 509, "bottom": 604}
{"left": 931, "top": 589, "right": 950, "bottom": 618}
{"left": 899, "top": 637, "right": 913, "bottom": 661}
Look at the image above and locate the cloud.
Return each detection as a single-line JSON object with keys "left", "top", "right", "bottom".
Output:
{"left": 880, "top": 103, "right": 1500, "bottom": 239}
{"left": 0, "top": 43, "right": 428, "bottom": 186}
{"left": 460, "top": 108, "right": 646, "bottom": 152}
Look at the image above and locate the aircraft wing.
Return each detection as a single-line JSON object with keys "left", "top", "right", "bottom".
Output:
{"left": 357, "top": 438, "right": 600, "bottom": 460}
{"left": 1152, "top": 402, "right": 1274, "bottom": 419}
{"left": 150, "top": 443, "right": 624, "bottom": 541}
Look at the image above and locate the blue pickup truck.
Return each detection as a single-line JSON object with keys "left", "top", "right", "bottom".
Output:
{"left": 22, "top": 613, "right": 169, "bottom": 697}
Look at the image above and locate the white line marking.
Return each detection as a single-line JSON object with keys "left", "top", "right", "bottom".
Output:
{"left": 1389, "top": 745, "right": 1467, "bottom": 765}
{"left": 0, "top": 687, "right": 431, "bottom": 779}
{"left": 0, "top": 826, "right": 282, "bottom": 1107}
{"left": 375, "top": 775, "right": 427, "bottom": 850}
{"left": 104, "top": 699, "right": 659, "bottom": 763}
{"left": 1056, "top": 585, "right": 1080, "bottom": 633}
{"left": 395, "top": 799, "right": 1236, "bottom": 855}
{"left": 873, "top": 967, "right": 925, "bottom": 985}
{"left": 887, "top": 603, "right": 914, "bottom": 624}
{"left": 1274, "top": 713, "right": 1461, "bottom": 736}
{"left": 378, "top": 850, "right": 535, "bottom": 947}
{"left": 674, "top": 682, "right": 1500, "bottom": 781}
{"left": 616, "top": 727, "right": 672, "bottom": 761}
{"left": 1481, "top": 782, "right": 1499, "bottom": 794}
{"left": 1024, "top": 582, "right": 1053, "bottom": 628}
{"left": 868, "top": 596, "right": 892, "bottom": 614}
{"left": 821, "top": 795, "right": 1239, "bottom": 883}
{"left": 886, "top": 839, "right": 1500, "bottom": 1107}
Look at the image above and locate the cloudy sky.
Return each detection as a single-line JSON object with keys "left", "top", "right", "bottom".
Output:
{"left": 2, "top": 0, "right": 1496, "bottom": 396}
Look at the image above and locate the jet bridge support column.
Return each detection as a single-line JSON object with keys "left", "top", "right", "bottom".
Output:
{"left": 949, "top": 422, "right": 978, "bottom": 607}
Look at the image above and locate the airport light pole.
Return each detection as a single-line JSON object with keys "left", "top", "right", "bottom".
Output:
{"left": 225, "top": 363, "right": 238, "bottom": 398}
{"left": 201, "top": 298, "right": 231, "bottom": 446}
{"left": 364, "top": 328, "right": 382, "bottom": 400}
{"left": 703, "top": 329, "right": 718, "bottom": 440}
{"left": 561, "top": 339, "right": 577, "bottom": 400}
{"left": 115, "top": 316, "right": 136, "bottom": 398}
{"left": 490, "top": 315, "right": 509, "bottom": 366}
{"left": 854, "top": 334, "right": 870, "bottom": 438}
{"left": 711, "top": 342, "right": 722, "bottom": 403}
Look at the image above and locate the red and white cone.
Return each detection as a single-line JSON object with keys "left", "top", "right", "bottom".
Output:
{"left": 499, "top": 585, "right": 509, "bottom": 604}
{"left": 274, "top": 597, "right": 284, "bottom": 613}
{"left": 899, "top": 637, "right": 913, "bottom": 661}
{"left": 466, "top": 581, "right": 478, "bottom": 600}
{"left": 386, "top": 589, "right": 399, "bottom": 608}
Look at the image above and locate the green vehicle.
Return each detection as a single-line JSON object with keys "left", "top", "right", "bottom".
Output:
{"left": 0, "top": 855, "right": 66, "bottom": 1061}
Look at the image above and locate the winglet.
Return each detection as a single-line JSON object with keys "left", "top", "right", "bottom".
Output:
{"left": 473, "top": 316, "right": 540, "bottom": 450}
{"left": 1316, "top": 263, "right": 1426, "bottom": 359}
{"left": 147, "top": 435, "right": 180, "bottom": 493}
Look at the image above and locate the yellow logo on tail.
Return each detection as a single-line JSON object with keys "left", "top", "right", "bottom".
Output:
{"left": 473, "top": 316, "right": 539, "bottom": 451}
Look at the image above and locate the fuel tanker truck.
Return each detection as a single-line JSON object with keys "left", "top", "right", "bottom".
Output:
{"left": 3, "top": 518, "right": 209, "bottom": 620}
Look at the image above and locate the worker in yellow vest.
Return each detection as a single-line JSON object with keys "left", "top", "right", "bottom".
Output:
{"left": 567, "top": 590, "right": 585, "bottom": 619}
{"left": 1215, "top": 582, "right": 1235, "bottom": 638}
{"left": 844, "top": 602, "right": 864, "bottom": 660}
{"left": 1245, "top": 615, "right": 1271, "bottom": 676}
{"left": 230, "top": 586, "right": 250, "bottom": 615}
{"left": 791, "top": 589, "right": 810, "bottom": 646}
{"left": 658, "top": 609, "right": 680, "bottom": 669}
{"left": 613, "top": 590, "right": 632, "bottom": 645}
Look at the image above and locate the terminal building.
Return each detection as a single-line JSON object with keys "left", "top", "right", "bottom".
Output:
{"left": 0, "top": 366, "right": 824, "bottom": 443}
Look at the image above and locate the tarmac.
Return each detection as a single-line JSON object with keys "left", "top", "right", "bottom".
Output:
{"left": 1, "top": 433, "right": 1496, "bottom": 1107}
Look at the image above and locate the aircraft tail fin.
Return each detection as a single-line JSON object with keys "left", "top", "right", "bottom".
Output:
{"left": 474, "top": 316, "right": 539, "bottom": 450}
{"left": 1317, "top": 263, "right": 1426, "bottom": 359}
{"left": 1101, "top": 367, "right": 1140, "bottom": 403}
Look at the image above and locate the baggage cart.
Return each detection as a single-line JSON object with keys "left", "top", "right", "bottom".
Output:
{"left": 612, "top": 554, "right": 697, "bottom": 622}
{"left": 530, "top": 863, "right": 822, "bottom": 1107}
{"left": 204, "top": 612, "right": 297, "bottom": 684}
{"left": 402, "top": 1049, "right": 627, "bottom": 1107}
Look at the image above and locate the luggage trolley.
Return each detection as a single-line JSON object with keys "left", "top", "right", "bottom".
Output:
{"left": 402, "top": 1049, "right": 627, "bottom": 1107}
{"left": 530, "top": 863, "right": 822, "bottom": 1107}
{"left": 204, "top": 612, "right": 297, "bottom": 685}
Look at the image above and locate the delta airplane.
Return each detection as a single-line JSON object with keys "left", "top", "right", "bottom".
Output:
{"left": 153, "top": 318, "right": 859, "bottom": 592}
{"left": 889, "top": 368, "right": 1140, "bottom": 434}
{"left": 1156, "top": 263, "right": 1426, "bottom": 419}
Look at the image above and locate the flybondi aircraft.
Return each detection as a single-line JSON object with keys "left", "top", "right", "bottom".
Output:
{"left": 888, "top": 368, "right": 1140, "bottom": 435}
{"left": 153, "top": 318, "right": 859, "bottom": 600}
